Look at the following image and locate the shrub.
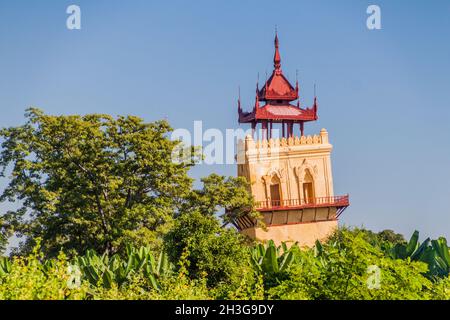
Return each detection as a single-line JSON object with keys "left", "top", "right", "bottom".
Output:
{"left": 164, "top": 211, "right": 256, "bottom": 298}
{"left": 268, "top": 229, "right": 441, "bottom": 300}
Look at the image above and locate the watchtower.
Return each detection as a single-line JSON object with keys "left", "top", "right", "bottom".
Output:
{"left": 232, "top": 33, "right": 349, "bottom": 246}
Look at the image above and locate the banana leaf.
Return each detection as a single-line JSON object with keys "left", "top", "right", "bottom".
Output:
{"left": 406, "top": 230, "right": 420, "bottom": 256}
{"left": 262, "top": 244, "right": 278, "bottom": 273}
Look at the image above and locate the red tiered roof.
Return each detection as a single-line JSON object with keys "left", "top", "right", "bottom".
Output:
{"left": 239, "top": 101, "right": 317, "bottom": 123}
{"left": 238, "top": 33, "right": 318, "bottom": 125}
{"left": 258, "top": 33, "right": 298, "bottom": 102}
{"left": 258, "top": 73, "right": 298, "bottom": 102}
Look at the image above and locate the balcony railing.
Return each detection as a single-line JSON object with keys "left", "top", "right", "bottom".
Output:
{"left": 255, "top": 195, "right": 350, "bottom": 211}
{"left": 226, "top": 195, "right": 350, "bottom": 231}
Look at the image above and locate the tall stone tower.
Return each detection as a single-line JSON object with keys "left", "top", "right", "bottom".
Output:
{"left": 231, "top": 33, "right": 349, "bottom": 247}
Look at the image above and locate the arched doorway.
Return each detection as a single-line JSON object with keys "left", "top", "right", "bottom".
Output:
{"left": 270, "top": 175, "right": 282, "bottom": 207}
{"left": 303, "top": 169, "right": 315, "bottom": 204}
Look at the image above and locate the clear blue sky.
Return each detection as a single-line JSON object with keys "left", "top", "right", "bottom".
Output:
{"left": 1, "top": 0, "right": 450, "bottom": 241}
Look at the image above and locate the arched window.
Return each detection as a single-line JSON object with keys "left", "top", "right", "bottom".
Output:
{"left": 303, "top": 169, "right": 315, "bottom": 204}
{"left": 270, "top": 175, "right": 282, "bottom": 207}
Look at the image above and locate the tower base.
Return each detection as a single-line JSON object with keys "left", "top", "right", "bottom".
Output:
{"left": 241, "top": 220, "right": 338, "bottom": 247}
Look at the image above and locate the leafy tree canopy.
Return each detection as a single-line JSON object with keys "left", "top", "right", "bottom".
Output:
{"left": 164, "top": 174, "right": 256, "bottom": 296}
{"left": 351, "top": 227, "right": 407, "bottom": 251}
{"left": 0, "top": 108, "right": 197, "bottom": 257}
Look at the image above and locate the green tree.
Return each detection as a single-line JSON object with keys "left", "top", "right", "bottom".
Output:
{"left": 164, "top": 211, "right": 256, "bottom": 297}
{"left": 164, "top": 175, "right": 257, "bottom": 297}
{"left": 345, "top": 227, "right": 406, "bottom": 252}
{"left": 180, "top": 174, "right": 255, "bottom": 221}
{"left": 377, "top": 229, "right": 406, "bottom": 245}
{"left": 0, "top": 108, "right": 196, "bottom": 257}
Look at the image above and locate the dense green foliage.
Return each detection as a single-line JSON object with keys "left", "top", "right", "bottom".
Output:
{"left": 0, "top": 109, "right": 197, "bottom": 256}
{"left": 74, "top": 244, "right": 172, "bottom": 290}
{"left": 165, "top": 211, "right": 253, "bottom": 292}
{"left": 250, "top": 240, "right": 297, "bottom": 288}
{"left": 269, "top": 230, "right": 434, "bottom": 300}
{"left": 0, "top": 110, "right": 255, "bottom": 260}
{"left": 1, "top": 229, "right": 450, "bottom": 300}
{"left": 1, "top": 110, "right": 449, "bottom": 300}
{"left": 164, "top": 174, "right": 256, "bottom": 297}
{"left": 357, "top": 228, "right": 406, "bottom": 251}
{"left": 388, "top": 230, "right": 450, "bottom": 278}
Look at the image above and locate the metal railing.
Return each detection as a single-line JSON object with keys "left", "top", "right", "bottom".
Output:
{"left": 255, "top": 195, "right": 349, "bottom": 211}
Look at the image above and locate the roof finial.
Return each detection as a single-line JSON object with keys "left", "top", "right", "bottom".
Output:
{"left": 256, "top": 72, "right": 260, "bottom": 91}
{"left": 238, "top": 85, "right": 241, "bottom": 111}
{"left": 254, "top": 90, "right": 260, "bottom": 110}
{"left": 313, "top": 83, "right": 318, "bottom": 118}
{"left": 265, "top": 70, "right": 268, "bottom": 93}
{"left": 274, "top": 27, "right": 281, "bottom": 71}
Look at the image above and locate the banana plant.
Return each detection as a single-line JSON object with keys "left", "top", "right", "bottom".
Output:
{"left": 143, "top": 250, "right": 171, "bottom": 290}
{"left": 125, "top": 243, "right": 171, "bottom": 290}
{"left": 75, "top": 245, "right": 173, "bottom": 290}
{"left": 427, "top": 237, "right": 450, "bottom": 277}
{"left": 0, "top": 257, "right": 12, "bottom": 276}
{"left": 389, "top": 230, "right": 421, "bottom": 260}
{"left": 250, "top": 240, "right": 296, "bottom": 275}
{"left": 389, "top": 230, "right": 450, "bottom": 278}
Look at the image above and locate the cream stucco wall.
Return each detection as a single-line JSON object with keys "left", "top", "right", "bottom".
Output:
{"left": 237, "top": 128, "right": 334, "bottom": 205}
{"left": 241, "top": 220, "right": 338, "bottom": 248}
{"left": 236, "top": 129, "right": 338, "bottom": 246}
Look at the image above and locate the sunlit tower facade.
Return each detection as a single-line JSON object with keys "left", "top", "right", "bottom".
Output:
{"left": 231, "top": 33, "right": 349, "bottom": 246}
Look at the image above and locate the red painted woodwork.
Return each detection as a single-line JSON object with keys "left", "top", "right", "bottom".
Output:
{"left": 238, "top": 32, "right": 319, "bottom": 138}
{"left": 228, "top": 195, "right": 349, "bottom": 231}
{"left": 255, "top": 195, "right": 350, "bottom": 214}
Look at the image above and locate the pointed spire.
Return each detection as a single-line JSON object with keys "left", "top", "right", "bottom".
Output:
{"left": 254, "top": 90, "right": 260, "bottom": 110}
{"left": 238, "top": 86, "right": 242, "bottom": 113}
{"left": 274, "top": 29, "right": 281, "bottom": 72}
{"left": 256, "top": 72, "right": 259, "bottom": 92}
{"left": 313, "top": 95, "right": 318, "bottom": 119}
{"left": 264, "top": 70, "right": 268, "bottom": 94}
